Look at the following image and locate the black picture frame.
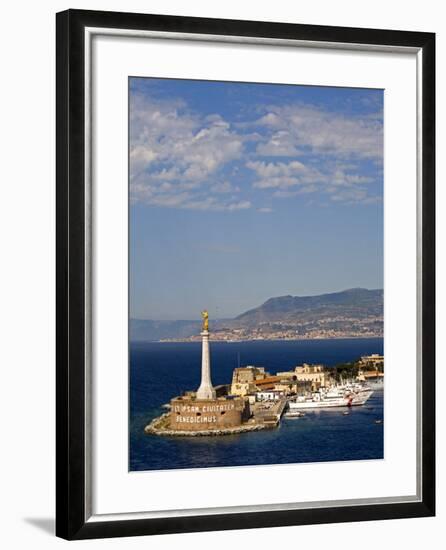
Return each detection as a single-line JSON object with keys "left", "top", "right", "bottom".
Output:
{"left": 56, "top": 9, "right": 435, "bottom": 540}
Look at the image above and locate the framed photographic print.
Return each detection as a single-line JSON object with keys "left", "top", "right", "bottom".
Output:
{"left": 56, "top": 9, "right": 435, "bottom": 540}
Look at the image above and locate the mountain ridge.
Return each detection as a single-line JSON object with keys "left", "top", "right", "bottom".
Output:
{"left": 236, "top": 288, "right": 383, "bottom": 324}
{"left": 130, "top": 288, "right": 383, "bottom": 341}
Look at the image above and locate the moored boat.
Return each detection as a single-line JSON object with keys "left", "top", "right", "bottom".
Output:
{"left": 288, "top": 384, "right": 374, "bottom": 410}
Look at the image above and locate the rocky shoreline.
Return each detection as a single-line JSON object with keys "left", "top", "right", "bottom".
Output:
{"left": 144, "top": 413, "right": 268, "bottom": 437}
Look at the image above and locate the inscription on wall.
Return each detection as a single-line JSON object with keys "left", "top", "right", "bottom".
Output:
{"left": 173, "top": 402, "right": 236, "bottom": 424}
{"left": 170, "top": 397, "right": 245, "bottom": 430}
{"left": 176, "top": 415, "right": 217, "bottom": 424}
{"left": 172, "top": 403, "right": 236, "bottom": 413}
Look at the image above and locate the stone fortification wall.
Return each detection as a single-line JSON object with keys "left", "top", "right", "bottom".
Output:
{"left": 170, "top": 396, "right": 246, "bottom": 431}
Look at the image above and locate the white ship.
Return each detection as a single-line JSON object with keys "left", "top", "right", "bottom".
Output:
{"left": 288, "top": 384, "right": 373, "bottom": 410}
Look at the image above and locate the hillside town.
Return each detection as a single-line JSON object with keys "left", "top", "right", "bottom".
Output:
{"left": 160, "top": 316, "right": 383, "bottom": 342}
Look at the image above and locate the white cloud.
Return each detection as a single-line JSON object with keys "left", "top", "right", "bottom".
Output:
{"left": 253, "top": 104, "right": 383, "bottom": 161}
{"left": 255, "top": 131, "right": 303, "bottom": 157}
{"left": 247, "top": 160, "right": 322, "bottom": 190}
{"left": 130, "top": 94, "right": 248, "bottom": 211}
{"left": 247, "top": 160, "right": 306, "bottom": 178}
{"left": 246, "top": 158, "right": 379, "bottom": 205}
{"left": 136, "top": 188, "right": 251, "bottom": 212}
{"left": 211, "top": 181, "right": 240, "bottom": 194}
{"left": 129, "top": 91, "right": 382, "bottom": 210}
{"left": 247, "top": 103, "right": 382, "bottom": 204}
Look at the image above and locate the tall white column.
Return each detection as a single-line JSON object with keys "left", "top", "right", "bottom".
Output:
{"left": 196, "top": 330, "right": 216, "bottom": 400}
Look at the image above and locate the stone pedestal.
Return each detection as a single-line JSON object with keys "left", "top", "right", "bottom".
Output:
{"left": 196, "top": 330, "right": 216, "bottom": 400}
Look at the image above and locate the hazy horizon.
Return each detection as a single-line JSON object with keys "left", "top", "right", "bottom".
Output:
{"left": 130, "top": 286, "right": 383, "bottom": 321}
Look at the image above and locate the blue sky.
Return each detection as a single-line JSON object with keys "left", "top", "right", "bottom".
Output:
{"left": 129, "top": 78, "right": 383, "bottom": 320}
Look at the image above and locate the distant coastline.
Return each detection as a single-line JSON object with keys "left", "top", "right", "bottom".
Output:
{"left": 132, "top": 335, "right": 384, "bottom": 344}
{"left": 131, "top": 288, "right": 383, "bottom": 343}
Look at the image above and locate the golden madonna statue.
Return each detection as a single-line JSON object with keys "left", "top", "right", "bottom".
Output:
{"left": 201, "top": 310, "right": 209, "bottom": 331}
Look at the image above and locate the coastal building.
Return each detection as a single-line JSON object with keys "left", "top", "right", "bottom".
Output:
{"left": 357, "top": 369, "right": 384, "bottom": 382}
{"left": 231, "top": 366, "right": 269, "bottom": 383}
{"left": 230, "top": 381, "right": 257, "bottom": 397}
{"left": 230, "top": 365, "right": 270, "bottom": 396}
{"left": 231, "top": 364, "right": 321, "bottom": 396}
{"left": 277, "top": 363, "right": 331, "bottom": 389}
{"left": 273, "top": 380, "right": 305, "bottom": 395}
{"left": 358, "top": 354, "right": 384, "bottom": 370}
{"left": 253, "top": 375, "right": 287, "bottom": 391}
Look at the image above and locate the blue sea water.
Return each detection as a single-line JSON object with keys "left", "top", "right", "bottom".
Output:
{"left": 130, "top": 338, "right": 384, "bottom": 471}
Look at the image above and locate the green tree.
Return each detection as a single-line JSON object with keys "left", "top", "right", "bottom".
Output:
{"left": 334, "top": 361, "right": 359, "bottom": 382}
